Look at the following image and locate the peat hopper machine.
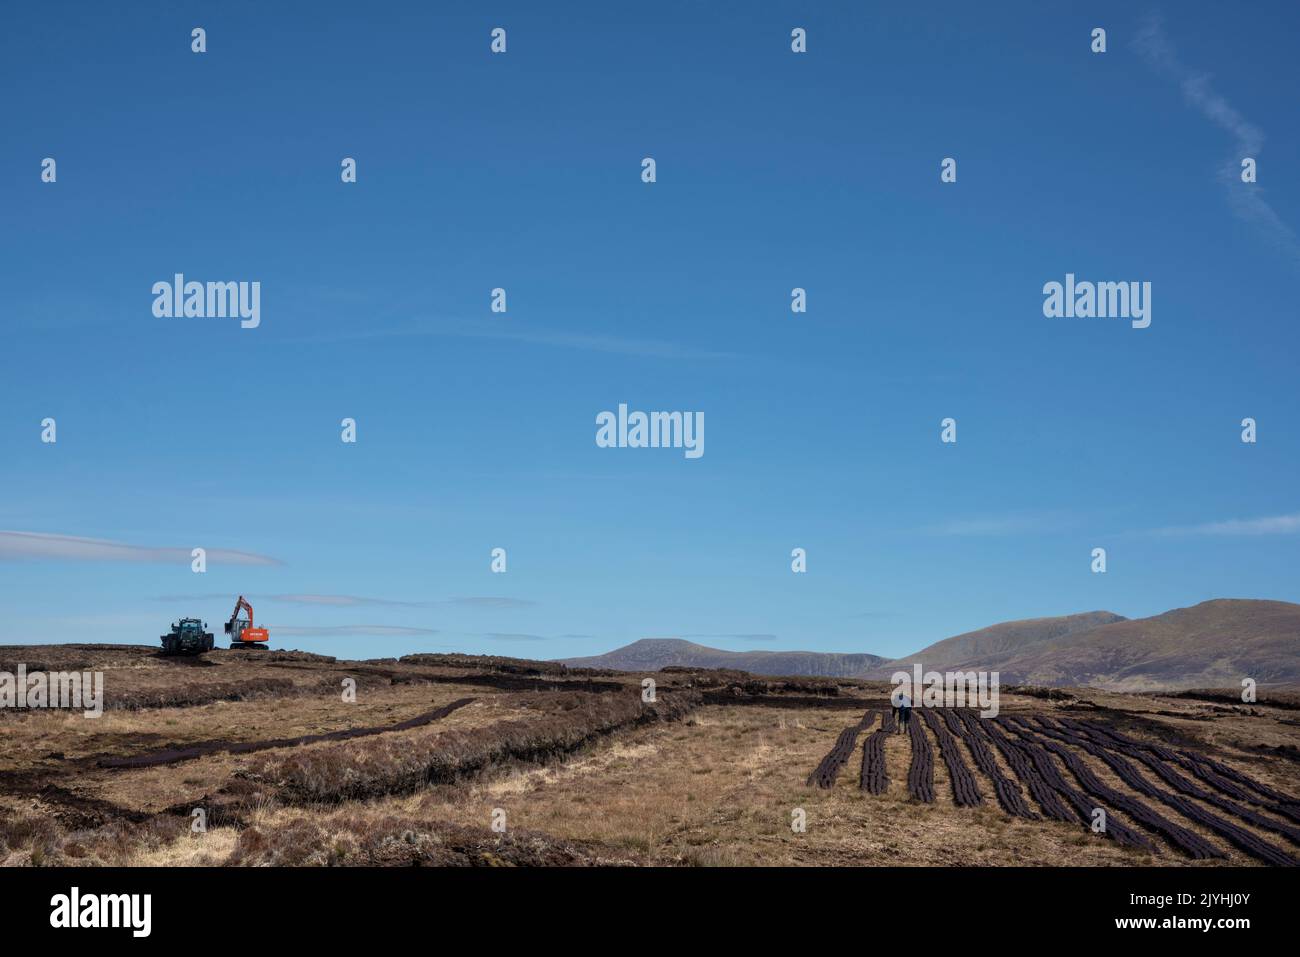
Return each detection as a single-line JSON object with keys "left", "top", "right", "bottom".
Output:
{"left": 225, "top": 595, "right": 270, "bottom": 649}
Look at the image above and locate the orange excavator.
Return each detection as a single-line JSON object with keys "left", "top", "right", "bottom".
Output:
{"left": 224, "top": 595, "right": 270, "bottom": 649}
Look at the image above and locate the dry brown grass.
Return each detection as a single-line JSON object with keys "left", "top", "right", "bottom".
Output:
{"left": 2, "top": 645, "right": 1296, "bottom": 867}
{"left": 238, "top": 690, "right": 698, "bottom": 803}
{"left": 398, "top": 652, "right": 568, "bottom": 676}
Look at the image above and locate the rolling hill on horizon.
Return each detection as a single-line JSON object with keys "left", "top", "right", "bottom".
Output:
{"left": 558, "top": 600, "right": 1300, "bottom": 690}
{"left": 976, "top": 599, "right": 1300, "bottom": 691}
{"left": 556, "top": 638, "right": 889, "bottom": 678}
{"left": 863, "top": 610, "right": 1127, "bottom": 681}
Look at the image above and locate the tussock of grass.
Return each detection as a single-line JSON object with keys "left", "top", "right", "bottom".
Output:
{"left": 227, "top": 815, "right": 633, "bottom": 866}
{"left": 0, "top": 809, "right": 186, "bottom": 867}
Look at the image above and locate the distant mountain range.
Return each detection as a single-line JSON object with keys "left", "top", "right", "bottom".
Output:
{"left": 556, "top": 599, "right": 1300, "bottom": 690}
{"left": 960, "top": 599, "right": 1300, "bottom": 691}
{"left": 558, "top": 638, "right": 888, "bottom": 678}
{"left": 860, "top": 611, "right": 1126, "bottom": 681}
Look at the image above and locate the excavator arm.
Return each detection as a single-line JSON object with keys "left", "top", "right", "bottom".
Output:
{"left": 224, "top": 595, "right": 269, "bottom": 646}
{"left": 234, "top": 596, "right": 255, "bottom": 629}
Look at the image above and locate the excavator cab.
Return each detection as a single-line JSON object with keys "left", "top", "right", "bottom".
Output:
{"left": 225, "top": 595, "right": 269, "bottom": 649}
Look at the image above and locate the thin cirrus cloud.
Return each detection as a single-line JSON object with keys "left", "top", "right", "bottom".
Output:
{"left": 154, "top": 593, "right": 536, "bottom": 609}
{"left": 682, "top": 633, "right": 779, "bottom": 643}
{"left": 1134, "top": 16, "right": 1300, "bottom": 265}
{"left": 465, "top": 631, "right": 601, "bottom": 643}
{"left": 924, "top": 517, "right": 1037, "bottom": 536}
{"left": 290, "top": 317, "right": 738, "bottom": 361}
{"left": 0, "top": 531, "right": 281, "bottom": 566}
{"left": 916, "top": 513, "right": 1076, "bottom": 537}
{"left": 263, "top": 594, "right": 537, "bottom": 609}
{"left": 270, "top": 625, "right": 441, "bottom": 637}
{"left": 445, "top": 596, "right": 537, "bottom": 609}
{"left": 264, "top": 594, "right": 422, "bottom": 607}
{"left": 1144, "top": 512, "right": 1300, "bottom": 537}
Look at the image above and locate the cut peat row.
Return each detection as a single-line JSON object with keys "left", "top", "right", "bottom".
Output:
{"left": 241, "top": 691, "right": 700, "bottom": 804}
{"left": 1177, "top": 749, "right": 1296, "bottom": 807}
{"left": 340, "top": 664, "right": 625, "bottom": 696}
{"left": 976, "top": 715, "right": 1077, "bottom": 823}
{"left": 1000, "top": 718, "right": 1196, "bottom": 856}
{"left": 98, "top": 698, "right": 479, "bottom": 769}
{"left": 905, "top": 715, "right": 935, "bottom": 803}
{"left": 703, "top": 692, "right": 875, "bottom": 711}
{"left": 992, "top": 719, "right": 1158, "bottom": 852}
{"left": 1010, "top": 717, "right": 1295, "bottom": 866}
{"left": 859, "top": 708, "right": 897, "bottom": 794}
{"left": 859, "top": 725, "right": 890, "bottom": 794}
{"left": 1043, "top": 717, "right": 1300, "bottom": 845}
{"left": 1059, "top": 717, "right": 1300, "bottom": 819}
{"left": 807, "top": 710, "right": 877, "bottom": 789}
{"left": 952, "top": 709, "right": 1038, "bottom": 819}
{"left": 919, "top": 709, "right": 982, "bottom": 807}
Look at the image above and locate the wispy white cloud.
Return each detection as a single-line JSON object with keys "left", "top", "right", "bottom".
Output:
{"left": 917, "top": 512, "right": 1075, "bottom": 537}
{"left": 462, "top": 630, "right": 593, "bottom": 642}
{"left": 0, "top": 531, "right": 281, "bottom": 566}
{"left": 1134, "top": 16, "right": 1300, "bottom": 265}
{"left": 445, "top": 597, "right": 537, "bottom": 610}
{"left": 267, "top": 594, "right": 425, "bottom": 607}
{"left": 682, "top": 633, "right": 779, "bottom": 643}
{"left": 1145, "top": 512, "right": 1300, "bottom": 537}
{"left": 287, "top": 318, "right": 736, "bottom": 360}
{"left": 155, "top": 593, "right": 535, "bottom": 609}
{"left": 270, "top": 624, "right": 440, "bottom": 637}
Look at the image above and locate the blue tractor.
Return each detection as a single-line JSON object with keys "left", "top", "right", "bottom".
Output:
{"left": 160, "top": 618, "right": 215, "bottom": 656}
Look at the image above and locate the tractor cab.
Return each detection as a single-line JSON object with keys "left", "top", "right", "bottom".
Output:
{"left": 160, "top": 617, "right": 216, "bottom": 655}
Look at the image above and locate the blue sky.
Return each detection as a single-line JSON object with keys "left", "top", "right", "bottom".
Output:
{"left": 2, "top": 1, "right": 1297, "bottom": 660}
